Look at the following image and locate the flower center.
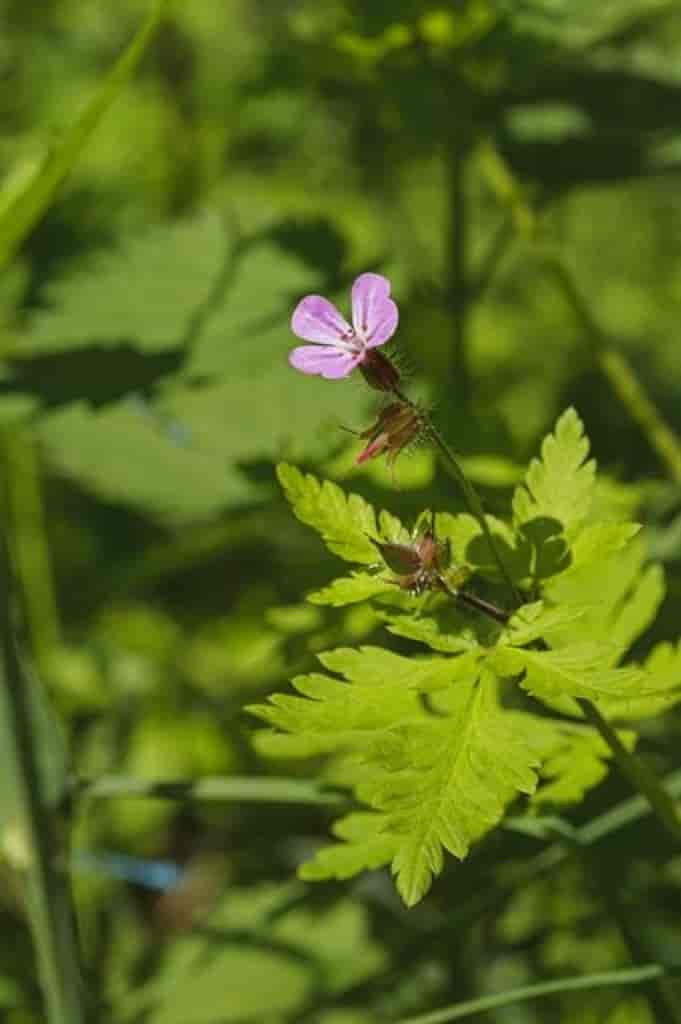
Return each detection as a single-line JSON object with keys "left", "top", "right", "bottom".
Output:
{"left": 337, "top": 327, "right": 363, "bottom": 354}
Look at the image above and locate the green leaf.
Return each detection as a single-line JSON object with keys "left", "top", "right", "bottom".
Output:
{"left": 249, "top": 645, "right": 474, "bottom": 756}
{"left": 248, "top": 654, "right": 426, "bottom": 759}
{"left": 545, "top": 536, "right": 665, "bottom": 655}
{"left": 299, "top": 812, "right": 398, "bottom": 882}
{"left": 522, "top": 717, "right": 636, "bottom": 808}
{"left": 512, "top": 407, "right": 595, "bottom": 535}
{"left": 384, "top": 613, "right": 481, "bottom": 654}
{"left": 0, "top": 0, "right": 170, "bottom": 272}
{"left": 277, "top": 464, "right": 380, "bottom": 564}
{"left": 126, "top": 884, "right": 385, "bottom": 1024}
{"left": 435, "top": 511, "right": 522, "bottom": 578}
{"left": 491, "top": 644, "right": 648, "bottom": 706}
{"left": 503, "top": 601, "right": 587, "bottom": 647}
{"left": 568, "top": 522, "right": 642, "bottom": 570}
{"left": 317, "top": 646, "right": 465, "bottom": 693}
{"left": 20, "top": 215, "right": 229, "bottom": 355}
{"left": 299, "top": 669, "right": 541, "bottom": 906}
{"left": 608, "top": 641, "right": 681, "bottom": 719}
{"left": 308, "top": 573, "right": 396, "bottom": 607}
{"left": 38, "top": 400, "right": 258, "bottom": 525}
{"left": 26, "top": 229, "right": 376, "bottom": 522}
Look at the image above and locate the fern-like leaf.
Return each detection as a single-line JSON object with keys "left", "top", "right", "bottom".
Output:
{"left": 277, "top": 464, "right": 379, "bottom": 564}
{"left": 384, "top": 614, "right": 480, "bottom": 654}
{"left": 491, "top": 643, "right": 648, "bottom": 706}
{"left": 603, "top": 641, "right": 681, "bottom": 720}
{"left": 545, "top": 536, "right": 664, "bottom": 656}
{"left": 510, "top": 715, "right": 636, "bottom": 808}
{"left": 512, "top": 407, "right": 595, "bottom": 535}
{"left": 297, "top": 668, "right": 541, "bottom": 906}
{"left": 248, "top": 645, "right": 463, "bottom": 760}
{"left": 308, "top": 573, "right": 396, "bottom": 607}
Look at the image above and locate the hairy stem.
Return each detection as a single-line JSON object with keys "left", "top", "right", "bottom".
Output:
{"left": 438, "top": 576, "right": 510, "bottom": 625}
{"left": 424, "top": 415, "right": 521, "bottom": 606}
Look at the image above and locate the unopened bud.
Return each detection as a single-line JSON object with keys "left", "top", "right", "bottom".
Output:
{"left": 372, "top": 520, "right": 452, "bottom": 594}
{"left": 371, "top": 539, "right": 422, "bottom": 575}
{"left": 355, "top": 401, "right": 424, "bottom": 474}
{"left": 359, "top": 349, "right": 401, "bottom": 392}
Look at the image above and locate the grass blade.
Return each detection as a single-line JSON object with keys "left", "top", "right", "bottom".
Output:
{"left": 0, "top": 0, "right": 170, "bottom": 273}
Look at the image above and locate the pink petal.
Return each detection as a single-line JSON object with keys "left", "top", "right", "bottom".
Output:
{"left": 351, "top": 273, "right": 399, "bottom": 348}
{"left": 289, "top": 345, "right": 361, "bottom": 379}
{"left": 291, "top": 295, "right": 354, "bottom": 344}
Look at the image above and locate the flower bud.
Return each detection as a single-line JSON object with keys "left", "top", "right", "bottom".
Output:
{"left": 355, "top": 401, "right": 424, "bottom": 473}
{"left": 371, "top": 540, "right": 422, "bottom": 575}
{"left": 358, "top": 349, "right": 401, "bottom": 392}
{"left": 372, "top": 521, "right": 452, "bottom": 594}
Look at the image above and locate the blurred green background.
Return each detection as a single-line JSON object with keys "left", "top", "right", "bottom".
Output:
{"left": 3, "top": 1, "right": 681, "bottom": 1021}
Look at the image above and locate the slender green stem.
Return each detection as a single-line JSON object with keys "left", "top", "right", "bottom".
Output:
{"left": 504, "top": 767, "right": 681, "bottom": 887}
{"left": 425, "top": 416, "right": 521, "bottom": 606}
{"left": 72, "top": 766, "right": 681, "bottom": 848}
{"left": 438, "top": 576, "right": 510, "bottom": 625}
{"left": 578, "top": 698, "right": 681, "bottom": 845}
{"left": 394, "top": 964, "right": 676, "bottom": 1024}
{"left": 74, "top": 774, "right": 348, "bottom": 806}
{"left": 0, "top": 519, "right": 85, "bottom": 1022}
{"left": 579, "top": 766, "right": 681, "bottom": 845}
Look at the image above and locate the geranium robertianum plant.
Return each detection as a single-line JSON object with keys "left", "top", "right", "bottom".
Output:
{"left": 249, "top": 273, "right": 681, "bottom": 907}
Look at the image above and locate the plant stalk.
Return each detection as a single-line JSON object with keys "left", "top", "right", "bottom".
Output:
{"left": 5, "top": 432, "right": 60, "bottom": 673}
{"left": 542, "top": 256, "right": 681, "bottom": 483}
{"left": 438, "top": 577, "right": 509, "bottom": 625}
{"left": 578, "top": 697, "right": 681, "bottom": 846}
{"left": 394, "top": 964, "right": 677, "bottom": 1024}
{"left": 0, "top": 516, "right": 85, "bottom": 1022}
{"left": 426, "top": 417, "right": 522, "bottom": 606}
{"left": 74, "top": 774, "right": 347, "bottom": 806}
{"left": 477, "top": 140, "right": 681, "bottom": 484}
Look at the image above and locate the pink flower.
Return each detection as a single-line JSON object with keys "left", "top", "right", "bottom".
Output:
{"left": 289, "top": 272, "right": 399, "bottom": 380}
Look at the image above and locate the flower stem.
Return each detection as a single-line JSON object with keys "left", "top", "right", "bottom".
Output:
{"left": 437, "top": 576, "right": 510, "bottom": 625}
{"left": 392, "top": 383, "right": 520, "bottom": 606}
{"left": 578, "top": 698, "right": 681, "bottom": 846}
{"left": 423, "top": 413, "right": 521, "bottom": 606}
